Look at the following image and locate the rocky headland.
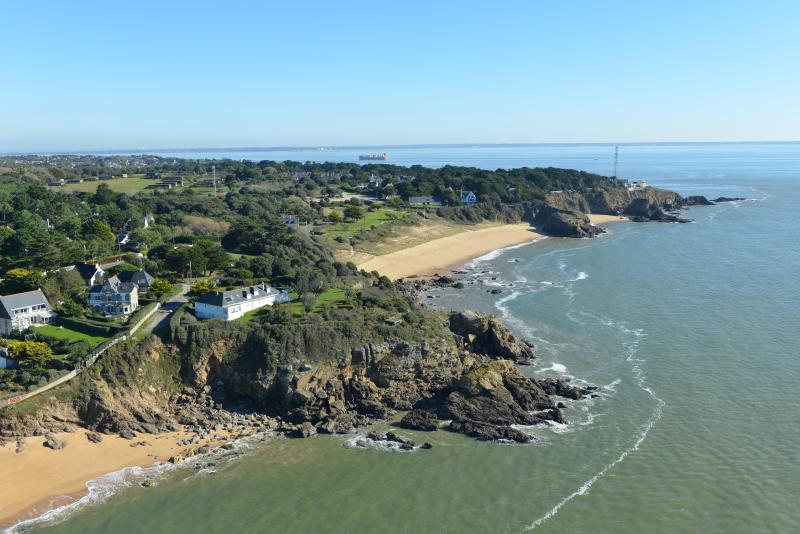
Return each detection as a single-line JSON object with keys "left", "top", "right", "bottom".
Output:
{"left": 0, "top": 309, "right": 591, "bottom": 449}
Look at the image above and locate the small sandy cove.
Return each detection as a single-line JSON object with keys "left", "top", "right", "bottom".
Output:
{"left": 358, "top": 223, "right": 543, "bottom": 280}
{"left": 0, "top": 430, "right": 196, "bottom": 528}
{"left": 358, "top": 215, "right": 625, "bottom": 280}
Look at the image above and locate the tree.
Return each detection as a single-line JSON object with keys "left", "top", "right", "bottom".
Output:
{"left": 150, "top": 279, "right": 174, "bottom": 299}
{"left": 2, "top": 267, "right": 44, "bottom": 292}
{"left": 190, "top": 280, "right": 216, "bottom": 294}
{"left": 82, "top": 218, "right": 114, "bottom": 241}
{"left": 329, "top": 210, "right": 343, "bottom": 223}
{"left": 302, "top": 293, "right": 317, "bottom": 312}
{"left": 343, "top": 205, "right": 364, "bottom": 221}
{"left": 7, "top": 340, "right": 53, "bottom": 367}
{"left": 92, "top": 183, "right": 116, "bottom": 205}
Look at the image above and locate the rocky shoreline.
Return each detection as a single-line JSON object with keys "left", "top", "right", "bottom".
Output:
{"left": 1, "top": 308, "right": 595, "bottom": 451}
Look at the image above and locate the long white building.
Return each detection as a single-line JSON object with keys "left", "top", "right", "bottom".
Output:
{"left": 194, "top": 283, "right": 281, "bottom": 321}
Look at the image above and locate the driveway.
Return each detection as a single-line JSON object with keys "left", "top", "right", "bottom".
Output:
{"left": 139, "top": 283, "right": 190, "bottom": 335}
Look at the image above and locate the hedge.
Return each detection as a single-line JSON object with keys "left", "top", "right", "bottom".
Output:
{"left": 54, "top": 316, "right": 126, "bottom": 337}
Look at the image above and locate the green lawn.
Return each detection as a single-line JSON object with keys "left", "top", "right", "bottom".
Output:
{"left": 54, "top": 175, "right": 156, "bottom": 195}
{"left": 324, "top": 209, "right": 404, "bottom": 238}
{"left": 291, "top": 288, "right": 351, "bottom": 317}
{"left": 35, "top": 324, "right": 108, "bottom": 347}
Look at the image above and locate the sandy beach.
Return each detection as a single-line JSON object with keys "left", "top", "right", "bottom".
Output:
{"left": 358, "top": 223, "right": 544, "bottom": 280}
{"left": 357, "top": 216, "right": 627, "bottom": 280}
{"left": 588, "top": 213, "right": 628, "bottom": 224}
{"left": 0, "top": 430, "right": 202, "bottom": 528}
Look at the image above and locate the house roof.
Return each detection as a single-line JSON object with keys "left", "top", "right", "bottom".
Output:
{"left": 89, "top": 275, "right": 137, "bottom": 295}
{"left": 75, "top": 262, "right": 103, "bottom": 280}
{"left": 409, "top": 195, "right": 439, "bottom": 203}
{"left": 195, "top": 284, "right": 279, "bottom": 308}
{"left": 0, "top": 289, "right": 52, "bottom": 320}
{"left": 117, "top": 269, "right": 154, "bottom": 287}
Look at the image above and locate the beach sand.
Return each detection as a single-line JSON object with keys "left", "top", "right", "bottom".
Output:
{"left": 0, "top": 430, "right": 200, "bottom": 528}
{"left": 588, "top": 213, "right": 628, "bottom": 224}
{"left": 357, "top": 223, "right": 544, "bottom": 280}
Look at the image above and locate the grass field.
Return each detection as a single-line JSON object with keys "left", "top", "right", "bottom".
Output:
{"left": 54, "top": 175, "right": 156, "bottom": 195}
{"left": 324, "top": 209, "right": 404, "bottom": 238}
{"left": 290, "top": 288, "right": 351, "bottom": 316}
{"left": 34, "top": 324, "right": 108, "bottom": 347}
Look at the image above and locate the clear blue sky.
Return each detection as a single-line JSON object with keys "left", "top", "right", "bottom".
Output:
{"left": 2, "top": 1, "right": 799, "bottom": 151}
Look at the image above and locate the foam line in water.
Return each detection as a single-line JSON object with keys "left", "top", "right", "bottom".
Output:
{"left": 524, "top": 318, "right": 664, "bottom": 531}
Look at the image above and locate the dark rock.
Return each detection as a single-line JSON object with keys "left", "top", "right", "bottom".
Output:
{"left": 43, "top": 433, "right": 66, "bottom": 450}
{"left": 536, "top": 207, "right": 604, "bottom": 238}
{"left": 684, "top": 195, "right": 714, "bottom": 206}
{"left": 540, "top": 378, "right": 591, "bottom": 400}
{"left": 449, "top": 311, "right": 535, "bottom": 364}
{"left": 420, "top": 442, "right": 433, "bottom": 449}
{"left": 86, "top": 432, "right": 103, "bottom": 443}
{"left": 439, "top": 360, "right": 567, "bottom": 442}
{"left": 712, "top": 196, "right": 746, "bottom": 202}
{"left": 119, "top": 429, "right": 136, "bottom": 440}
{"left": 295, "top": 422, "right": 316, "bottom": 438}
{"left": 449, "top": 420, "right": 532, "bottom": 443}
{"left": 489, "top": 289, "right": 503, "bottom": 295}
{"left": 400, "top": 410, "right": 439, "bottom": 431}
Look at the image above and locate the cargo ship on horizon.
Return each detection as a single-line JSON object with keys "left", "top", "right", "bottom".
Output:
{"left": 358, "top": 153, "right": 389, "bottom": 161}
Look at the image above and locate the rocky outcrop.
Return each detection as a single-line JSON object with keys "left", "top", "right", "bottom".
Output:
{"left": 712, "top": 197, "right": 745, "bottom": 202}
{"left": 439, "top": 360, "right": 565, "bottom": 443}
{"left": 536, "top": 207, "right": 604, "bottom": 238}
{"left": 449, "top": 311, "right": 535, "bottom": 364}
{"left": 624, "top": 198, "right": 691, "bottom": 223}
{"left": 400, "top": 409, "right": 439, "bottom": 431}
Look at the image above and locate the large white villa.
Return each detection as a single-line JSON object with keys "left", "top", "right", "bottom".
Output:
{"left": 195, "top": 283, "right": 282, "bottom": 321}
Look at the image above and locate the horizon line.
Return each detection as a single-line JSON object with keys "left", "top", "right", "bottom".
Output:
{"left": 3, "top": 139, "right": 799, "bottom": 157}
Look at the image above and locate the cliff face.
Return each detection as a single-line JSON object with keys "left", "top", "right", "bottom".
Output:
{"left": 538, "top": 186, "right": 713, "bottom": 235}
{"left": 0, "top": 311, "right": 593, "bottom": 444}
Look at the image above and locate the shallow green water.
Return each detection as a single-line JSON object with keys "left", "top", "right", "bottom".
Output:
{"left": 17, "top": 144, "right": 800, "bottom": 533}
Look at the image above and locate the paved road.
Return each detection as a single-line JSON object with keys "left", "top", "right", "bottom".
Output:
{"left": 139, "top": 283, "right": 190, "bottom": 335}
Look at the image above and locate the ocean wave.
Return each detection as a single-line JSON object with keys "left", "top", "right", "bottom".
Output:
{"left": 466, "top": 237, "right": 546, "bottom": 268}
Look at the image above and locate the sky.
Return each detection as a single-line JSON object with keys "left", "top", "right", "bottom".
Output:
{"left": 1, "top": 0, "right": 799, "bottom": 152}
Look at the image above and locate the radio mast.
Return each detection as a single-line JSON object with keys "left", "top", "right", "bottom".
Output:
{"left": 613, "top": 146, "right": 619, "bottom": 179}
{"left": 212, "top": 165, "right": 217, "bottom": 195}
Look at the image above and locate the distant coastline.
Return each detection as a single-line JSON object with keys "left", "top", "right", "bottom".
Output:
{"left": 4, "top": 140, "right": 800, "bottom": 157}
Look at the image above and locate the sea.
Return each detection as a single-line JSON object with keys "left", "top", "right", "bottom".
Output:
{"left": 9, "top": 142, "right": 800, "bottom": 533}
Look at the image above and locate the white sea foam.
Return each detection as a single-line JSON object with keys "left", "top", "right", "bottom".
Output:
{"left": 343, "top": 434, "right": 421, "bottom": 452}
{"left": 4, "top": 463, "right": 177, "bottom": 534}
{"left": 466, "top": 237, "right": 546, "bottom": 268}
{"left": 537, "top": 363, "right": 567, "bottom": 374}
{"left": 524, "top": 316, "right": 665, "bottom": 530}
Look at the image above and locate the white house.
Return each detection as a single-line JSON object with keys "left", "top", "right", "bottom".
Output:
{"left": 74, "top": 262, "right": 105, "bottom": 286}
{"left": 626, "top": 180, "right": 648, "bottom": 191}
{"left": 195, "top": 283, "right": 281, "bottom": 321}
{"left": 0, "top": 289, "right": 56, "bottom": 335}
{"left": 460, "top": 190, "right": 477, "bottom": 204}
